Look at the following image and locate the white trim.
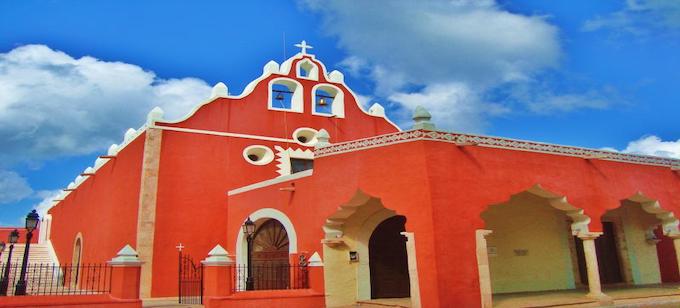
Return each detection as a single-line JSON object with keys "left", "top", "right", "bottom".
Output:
{"left": 228, "top": 169, "right": 313, "bottom": 196}
{"left": 268, "top": 78, "right": 304, "bottom": 113}
{"left": 315, "top": 129, "right": 680, "bottom": 168}
{"left": 274, "top": 146, "right": 315, "bottom": 177}
{"left": 154, "top": 126, "right": 296, "bottom": 143}
{"left": 45, "top": 240, "right": 60, "bottom": 265}
{"left": 296, "top": 58, "right": 319, "bottom": 81}
{"left": 242, "top": 145, "right": 275, "bottom": 166}
{"left": 235, "top": 208, "right": 298, "bottom": 289}
{"left": 311, "top": 84, "right": 345, "bottom": 118}
{"left": 292, "top": 127, "right": 319, "bottom": 147}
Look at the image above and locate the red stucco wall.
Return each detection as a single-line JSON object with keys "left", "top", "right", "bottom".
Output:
{"left": 48, "top": 134, "right": 145, "bottom": 266}
{"left": 227, "top": 139, "right": 680, "bottom": 307}
{"left": 0, "top": 227, "right": 39, "bottom": 244}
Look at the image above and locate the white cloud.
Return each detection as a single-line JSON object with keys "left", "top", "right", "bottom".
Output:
{"left": 389, "top": 82, "right": 509, "bottom": 132}
{"left": 620, "top": 135, "right": 680, "bottom": 159}
{"left": 583, "top": 0, "right": 680, "bottom": 36}
{"left": 33, "top": 190, "right": 61, "bottom": 217}
{"left": 0, "top": 170, "right": 33, "bottom": 204}
{"left": 0, "top": 44, "right": 212, "bottom": 165}
{"left": 301, "top": 0, "right": 583, "bottom": 130}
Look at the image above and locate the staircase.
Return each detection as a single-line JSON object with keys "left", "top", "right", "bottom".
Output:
{"left": 1, "top": 243, "right": 55, "bottom": 264}
{"left": 0, "top": 243, "right": 61, "bottom": 295}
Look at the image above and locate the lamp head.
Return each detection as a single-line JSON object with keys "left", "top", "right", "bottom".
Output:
{"left": 242, "top": 217, "right": 256, "bottom": 237}
{"left": 9, "top": 229, "right": 19, "bottom": 244}
{"left": 25, "top": 210, "right": 40, "bottom": 232}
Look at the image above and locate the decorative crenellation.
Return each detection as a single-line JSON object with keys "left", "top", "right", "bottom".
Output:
{"left": 314, "top": 129, "right": 680, "bottom": 168}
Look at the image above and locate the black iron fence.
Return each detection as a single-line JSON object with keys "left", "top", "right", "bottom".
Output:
{"left": 178, "top": 254, "right": 202, "bottom": 304}
{"left": 0, "top": 262, "right": 111, "bottom": 296}
{"left": 233, "top": 263, "right": 308, "bottom": 292}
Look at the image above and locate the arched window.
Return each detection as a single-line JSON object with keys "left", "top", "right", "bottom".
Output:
{"left": 296, "top": 59, "right": 318, "bottom": 80}
{"left": 269, "top": 78, "right": 303, "bottom": 113}
{"left": 312, "top": 84, "right": 345, "bottom": 118}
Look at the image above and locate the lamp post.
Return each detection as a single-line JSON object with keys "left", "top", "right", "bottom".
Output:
{"left": 242, "top": 217, "right": 256, "bottom": 291}
{"left": 0, "top": 229, "right": 19, "bottom": 296}
{"left": 14, "top": 210, "right": 39, "bottom": 295}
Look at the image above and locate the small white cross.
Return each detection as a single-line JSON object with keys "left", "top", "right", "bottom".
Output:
{"left": 176, "top": 243, "right": 185, "bottom": 252}
{"left": 294, "top": 40, "right": 313, "bottom": 54}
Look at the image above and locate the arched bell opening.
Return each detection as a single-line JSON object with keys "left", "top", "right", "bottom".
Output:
{"left": 480, "top": 185, "right": 591, "bottom": 301}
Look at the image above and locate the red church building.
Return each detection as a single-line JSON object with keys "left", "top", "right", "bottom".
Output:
{"left": 41, "top": 41, "right": 680, "bottom": 307}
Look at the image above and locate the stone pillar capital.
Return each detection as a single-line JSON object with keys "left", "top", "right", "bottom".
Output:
{"left": 577, "top": 232, "right": 603, "bottom": 241}
{"left": 201, "top": 244, "right": 234, "bottom": 266}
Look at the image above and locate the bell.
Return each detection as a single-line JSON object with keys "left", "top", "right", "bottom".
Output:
{"left": 318, "top": 97, "right": 328, "bottom": 106}
{"left": 275, "top": 92, "right": 284, "bottom": 101}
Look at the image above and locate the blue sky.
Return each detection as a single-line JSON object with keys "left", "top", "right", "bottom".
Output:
{"left": 0, "top": 0, "right": 679, "bottom": 225}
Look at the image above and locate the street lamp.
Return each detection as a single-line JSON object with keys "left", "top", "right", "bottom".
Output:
{"left": 0, "top": 229, "right": 19, "bottom": 296}
{"left": 14, "top": 210, "right": 39, "bottom": 295}
{"left": 242, "top": 217, "right": 256, "bottom": 290}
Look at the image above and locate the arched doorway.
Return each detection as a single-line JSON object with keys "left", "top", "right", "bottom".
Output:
{"left": 252, "top": 219, "right": 290, "bottom": 290}
{"left": 369, "top": 215, "right": 410, "bottom": 299}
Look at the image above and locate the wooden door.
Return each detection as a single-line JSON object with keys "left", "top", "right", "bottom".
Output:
{"left": 369, "top": 215, "right": 410, "bottom": 299}
{"left": 252, "top": 219, "right": 290, "bottom": 290}
{"left": 574, "top": 222, "right": 624, "bottom": 285}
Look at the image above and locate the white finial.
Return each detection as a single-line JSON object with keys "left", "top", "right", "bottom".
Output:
{"left": 295, "top": 40, "right": 313, "bottom": 54}
{"left": 108, "top": 245, "right": 142, "bottom": 265}
{"left": 202, "top": 244, "right": 234, "bottom": 265}
{"left": 315, "top": 129, "right": 331, "bottom": 149}
{"left": 211, "top": 82, "right": 228, "bottom": 98}
{"left": 176, "top": 243, "right": 185, "bottom": 251}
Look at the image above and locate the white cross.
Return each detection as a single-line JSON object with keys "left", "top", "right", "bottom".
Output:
{"left": 294, "top": 40, "right": 313, "bottom": 54}
{"left": 176, "top": 243, "right": 185, "bottom": 252}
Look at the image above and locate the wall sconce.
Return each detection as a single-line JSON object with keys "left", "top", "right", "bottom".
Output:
{"left": 645, "top": 230, "right": 661, "bottom": 245}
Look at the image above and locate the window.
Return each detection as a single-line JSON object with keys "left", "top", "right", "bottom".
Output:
{"left": 312, "top": 84, "right": 345, "bottom": 118}
{"left": 272, "top": 83, "right": 294, "bottom": 109}
{"left": 290, "top": 158, "right": 313, "bottom": 174}
{"left": 269, "top": 78, "right": 303, "bottom": 113}
{"left": 296, "top": 59, "right": 318, "bottom": 80}
{"left": 314, "top": 88, "right": 335, "bottom": 115}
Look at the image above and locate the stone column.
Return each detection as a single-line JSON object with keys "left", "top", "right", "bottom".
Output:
{"left": 201, "top": 245, "right": 234, "bottom": 301}
{"left": 136, "top": 128, "right": 163, "bottom": 298}
{"left": 476, "top": 230, "right": 493, "bottom": 308}
{"left": 108, "top": 245, "right": 143, "bottom": 300}
{"left": 578, "top": 232, "right": 609, "bottom": 300}
{"left": 401, "top": 232, "right": 421, "bottom": 308}
{"left": 668, "top": 233, "right": 680, "bottom": 279}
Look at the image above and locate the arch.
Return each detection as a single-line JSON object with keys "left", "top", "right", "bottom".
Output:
{"left": 369, "top": 215, "right": 410, "bottom": 299}
{"left": 235, "top": 208, "right": 298, "bottom": 267}
{"left": 312, "top": 84, "right": 345, "bottom": 118}
{"left": 71, "top": 233, "right": 83, "bottom": 285}
{"left": 486, "top": 184, "right": 592, "bottom": 235}
{"left": 322, "top": 189, "right": 417, "bottom": 306}
{"left": 625, "top": 192, "right": 680, "bottom": 236}
{"left": 296, "top": 58, "right": 319, "bottom": 80}
{"left": 481, "top": 185, "right": 593, "bottom": 295}
{"left": 268, "top": 78, "right": 303, "bottom": 113}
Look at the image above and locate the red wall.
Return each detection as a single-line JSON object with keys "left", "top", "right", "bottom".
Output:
{"left": 0, "top": 227, "right": 39, "bottom": 244}
{"left": 227, "top": 139, "right": 680, "bottom": 307}
{"left": 48, "top": 135, "right": 145, "bottom": 266}
{"left": 0, "top": 294, "right": 141, "bottom": 308}
{"left": 147, "top": 55, "right": 399, "bottom": 297}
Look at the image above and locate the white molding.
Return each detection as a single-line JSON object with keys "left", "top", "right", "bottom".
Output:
{"left": 274, "top": 146, "right": 314, "bottom": 176}
{"left": 228, "top": 169, "right": 313, "bottom": 196}
{"left": 235, "top": 208, "right": 298, "bottom": 265}
{"left": 292, "top": 127, "right": 319, "bottom": 147}
{"left": 311, "top": 83, "right": 345, "bottom": 118}
{"left": 315, "top": 129, "right": 680, "bottom": 168}
{"left": 296, "top": 58, "right": 319, "bottom": 81}
{"left": 242, "top": 145, "right": 275, "bottom": 166}
{"left": 45, "top": 240, "right": 60, "bottom": 266}
{"left": 154, "top": 126, "right": 296, "bottom": 143}
{"left": 268, "top": 77, "right": 304, "bottom": 113}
